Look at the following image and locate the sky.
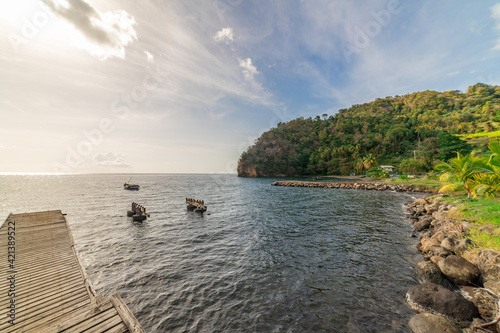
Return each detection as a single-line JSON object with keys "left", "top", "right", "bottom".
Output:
{"left": 1, "top": 0, "right": 500, "bottom": 174}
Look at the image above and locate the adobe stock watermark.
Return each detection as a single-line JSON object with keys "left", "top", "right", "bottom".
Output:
{"left": 214, "top": 0, "right": 242, "bottom": 21}
{"left": 341, "top": 0, "right": 403, "bottom": 63}
{"left": 8, "top": 4, "right": 55, "bottom": 53}
{"left": 51, "top": 63, "right": 167, "bottom": 173}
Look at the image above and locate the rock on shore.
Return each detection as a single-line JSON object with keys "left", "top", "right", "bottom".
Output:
{"left": 272, "top": 180, "right": 426, "bottom": 192}
{"left": 405, "top": 195, "right": 500, "bottom": 332}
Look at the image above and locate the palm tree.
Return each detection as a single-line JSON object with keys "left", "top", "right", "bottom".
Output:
{"left": 362, "top": 154, "right": 377, "bottom": 170}
{"left": 434, "top": 152, "right": 480, "bottom": 198}
{"left": 473, "top": 140, "right": 500, "bottom": 198}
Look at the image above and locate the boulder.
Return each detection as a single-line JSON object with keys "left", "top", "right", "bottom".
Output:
{"left": 441, "top": 237, "right": 456, "bottom": 252}
{"left": 406, "top": 282, "right": 480, "bottom": 323}
{"left": 424, "top": 204, "right": 440, "bottom": 215}
{"left": 431, "top": 231, "right": 447, "bottom": 243}
{"left": 414, "top": 219, "right": 432, "bottom": 232}
{"left": 414, "top": 261, "right": 455, "bottom": 289}
{"left": 430, "top": 256, "right": 445, "bottom": 266}
{"left": 438, "top": 255, "right": 481, "bottom": 286}
{"left": 453, "top": 239, "right": 470, "bottom": 254}
{"left": 421, "top": 238, "right": 441, "bottom": 252}
{"left": 433, "top": 210, "right": 450, "bottom": 221}
{"left": 415, "top": 198, "right": 429, "bottom": 206}
{"left": 423, "top": 245, "right": 450, "bottom": 258}
{"left": 408, "top": 313, "right": 461, "bottom": 333}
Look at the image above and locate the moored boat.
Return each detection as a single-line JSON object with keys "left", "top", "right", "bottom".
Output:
{"left": 124, "top": 183, "right": 140, "bottom": 190}
{"left": 186, "top": 198, "right": 207, "bottom": 214}
{"left": 124, "top": 177, "right": 140, "bottom": 190}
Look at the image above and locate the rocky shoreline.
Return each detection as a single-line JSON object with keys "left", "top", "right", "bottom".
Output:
{"left": 405, "top": 195, "right": 500, "bottom": 333}
{"left": 271, "top": 180, "right": 427, "bottom": 192}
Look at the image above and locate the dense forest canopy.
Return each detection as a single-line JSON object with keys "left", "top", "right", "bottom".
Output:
{"left": 238, "top": 83, "right": 500, "bottom": 177}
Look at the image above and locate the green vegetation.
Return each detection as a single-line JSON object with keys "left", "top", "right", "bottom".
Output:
{"left": 385, "top": 177, "right": 443, "bottom": 192}
{"left": 238, "top": 83, "right": 499, "bottom": 177}
{"left": 460, "top": 130, "right": 500, "bottom": 139}
{"left": 457, "top": 198, "right": 500, "bottom": 226}
{"left": 444, "top": 197, "right": 500, "bottom": 251}
{"left": 435, "top": 139, "right": 500, "bottom": 198}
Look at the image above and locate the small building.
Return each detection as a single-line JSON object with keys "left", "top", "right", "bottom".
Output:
{"left": 380, "top": 165, "right": 395, "bottom": 173}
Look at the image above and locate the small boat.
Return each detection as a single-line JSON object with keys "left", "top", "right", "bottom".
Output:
{"left": 186, "top": 198, "right": 207, "bottom": 214}
{"left": 313, "top": 177, "right": 323, "bottom": 180}
{"left": 124, "top": 183, "right": 140, "bottom": 190}
{"left": 124, "top": 177, "right": 140, "bottom": 190}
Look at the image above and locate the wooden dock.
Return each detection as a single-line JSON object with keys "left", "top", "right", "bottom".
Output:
{"left": 0, "top": 210, "right": 144, "bottom": 333}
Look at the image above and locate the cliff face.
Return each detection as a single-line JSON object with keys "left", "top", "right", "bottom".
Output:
{"left": 237, "top": 162, "right": 258, "bottom": 177}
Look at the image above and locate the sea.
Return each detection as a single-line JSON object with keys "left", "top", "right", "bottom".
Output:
{"left": 0, "top": 174, "right": 422, "bottom": 332}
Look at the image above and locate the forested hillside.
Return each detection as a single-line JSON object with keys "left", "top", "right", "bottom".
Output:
{"left": 238, "top": 83, "right": 500, "bottom": 177}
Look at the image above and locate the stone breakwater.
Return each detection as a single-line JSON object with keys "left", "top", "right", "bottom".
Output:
{"left": 271, "top": 180, "right": 426, "bottom": 192}
{"left": 405, "top": 196, "right": 500, "bottom": 333}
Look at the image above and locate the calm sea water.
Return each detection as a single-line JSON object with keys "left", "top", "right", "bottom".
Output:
{"left": 0, "top": 174, "right": 420, "bottom": 332}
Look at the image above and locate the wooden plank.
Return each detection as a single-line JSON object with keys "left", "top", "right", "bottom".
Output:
{"left": 1, "top": 284, "right": 87, "bottom": 317}
{"left": 83, "top": 314, "right": 124, "bottom": 333}
{"left": 0, "top": 256, "right": 79, "bottom": 281}
{"left": 105, "top": 323, "right": 130, "bottom": 333}
{"left": 0, "top": 267, "right": 82, "bottom": 295}
{"left": 0, "top": 291, "right": 89, "bottom": 330}
{"left": 36, "top": 302, "right": 114, "bottom": 333}
{"left": 0, "top": 271, "right": 83, "bottom": 305}
{"left": 54, "top": 307, "right": 118, "bottom": 332}
{"left": 111, "top": 295, "right": 145, "bottom": 333}
{"left": 1, "top": 296, "right": 90, "bottom": 332}
{"left": 0, "top": 282, "right": 85, "bottom": 317}
{"left": 62, "top": 214, "right": 98, "bottom": 302}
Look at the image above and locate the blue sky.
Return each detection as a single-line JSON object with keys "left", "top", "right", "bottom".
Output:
{"left": 1, "top": 0, "right": 500, "bottom": 173}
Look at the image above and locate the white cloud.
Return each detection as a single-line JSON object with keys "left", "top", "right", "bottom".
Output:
{"left": 94, "top": 152, "right": 130, "bottom": 167}
{"left": 213, "top": 27, "right": 234, "bottom": 44}
{"left": 144, "top": 50, "right": 154, "bottom": 63}
{"left": 239, "top": 58, "right": 259, "bottom": 80}
{"left": 40, "top": 0, "right": 137, "bottom": 60}
{"left": 492, "top": 3, "right": 500, "bottom": 50}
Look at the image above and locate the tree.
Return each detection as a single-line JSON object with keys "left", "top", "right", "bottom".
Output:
{"left": 363, "top": 154, "right": 377, "bottom": 170}
{"left": 419, "top": 137, "right": 439, "bottom": 168}
{"left": 399, "top": 159, "right": 428, "bottom": 175}
{"left": 434, "top": 152, "right": 480, "bottom": 198}
{"left": 438, "top": 132, "right": 473, "bottom": 161}
{"left": 473, "top": 139, "right": 500, "bottom": 197}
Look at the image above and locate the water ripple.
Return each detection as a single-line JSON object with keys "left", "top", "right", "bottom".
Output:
{"left": 0, "top": 174, "right": 419, "bottom": 332}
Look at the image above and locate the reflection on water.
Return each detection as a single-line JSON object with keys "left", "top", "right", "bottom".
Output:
{"left": 0, "top": 174, "right": 418, "bottom": 332}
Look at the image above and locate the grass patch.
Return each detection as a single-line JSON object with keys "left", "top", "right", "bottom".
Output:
{"left": 460, "top": 130, "right": 500, "bottom": 139}
{"left": 443, "top": 197, "right": 500, "bottom": 251}
{"left": 450, "top": 197, "right": 500, "bottom": 225}
{"left": 468, "top": 228, "right": 500, "bottom": 250}
{"left": 384, "top": 177, "right": 442, "bottom": 192}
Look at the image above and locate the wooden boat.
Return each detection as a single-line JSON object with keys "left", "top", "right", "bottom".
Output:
{"left": 124, "top": 183, "right": 140, "bottom": 190}
{"left": 124, "top": 177, "right": 140, "bottom": 190}
{"left": 186, "top": 198, "right": 207, "bottom": 214}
